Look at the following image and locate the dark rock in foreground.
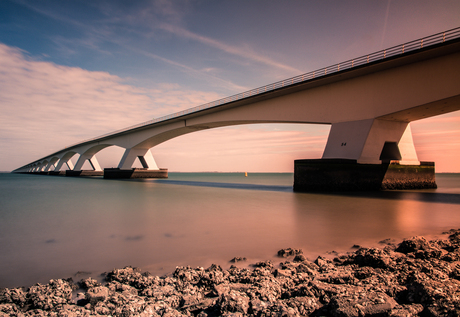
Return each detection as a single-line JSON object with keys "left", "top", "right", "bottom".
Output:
{"left": 2, "top": 230, "right": 460, "bottom": 316}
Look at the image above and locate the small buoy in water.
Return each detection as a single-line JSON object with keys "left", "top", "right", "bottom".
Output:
{"left": 244, "top": 172, "right": 248, "bottom": 177}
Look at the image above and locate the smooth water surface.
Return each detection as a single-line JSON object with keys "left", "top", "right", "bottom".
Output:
{"left": 0, "top": 172, "right": 459, "bottom": 288}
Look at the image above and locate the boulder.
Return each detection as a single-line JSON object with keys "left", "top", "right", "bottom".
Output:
{"left": 27, "top": 279, "right": 74, "bottom": 310}
{"left": 277, "top": 248, "right": 303, "bottom": 258}
{"left": 85, "top": 286, "right": 110, "bottom": 305}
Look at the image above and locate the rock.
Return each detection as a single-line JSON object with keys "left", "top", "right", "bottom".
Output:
{"left": 314, "top": 256, "right": 336, "bottom": 272}
{"left": 27, "top": 279, "right": 74, "bottom": 310}
{"left": 353, "top": 247, "right": 392, "bottom": 269}
{"left": 217, "top": 290, "right": 250, "bottom": 314}
{"left": 285, "top": 296, "right": 320, "bottom": 316}
{"left": 0, "top": 303, "right": 22, "bottom": 316}
{"left": 274, "top": 268, "right": 294, "bottom": 278}
{"left": 250, "top": 298, "right": 269, "bottom": 315}
{"left": 277, "top": 248, "right": 302, "bottom": 258}
{"left": 78, "top": 277, "right": 101, "bottom": 290}
{"left": 0, "top": 287, "right": 27, "bottom": 307}
{"left": 396, "top": 236, "right": 431, "bottom": 253}
{"left": 5, "top": 229, "right": 460, "bottom": 316}
{"left": 390, "top": 304, "right": 424, "bottom": 317}
{"left": 229, "top": 257, "right": 247, "bottom": 263}
{"left": 293, "top": 253, "right": 307, "bottom": 262}
{"left": 199, "top": 264, "right": 226, "bottom": 287}
{"left": 85, "top": 285, "right": 110, "bottom": 305}
{"left": 328, "top": 292, "right": 398, "bottom": 317}
{"left": 252, "top": 260, "right": 273, "bottom": 269}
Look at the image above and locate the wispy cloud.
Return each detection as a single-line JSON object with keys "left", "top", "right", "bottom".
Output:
{"left": 12, "top": 1, "right": 251, "bottom": 93}
{"left": 0, "top": 43, "right": 221, "bottom": 170}
{"left": 16, "top": 1, "right": 300, "bottom": 91}
{"left": 159, "top": 23, "right": 302, "bottom": 74}
{"left": 120, "top": 45, "right": 249, "bottom": 92}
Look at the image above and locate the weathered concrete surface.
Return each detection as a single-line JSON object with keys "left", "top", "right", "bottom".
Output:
{"left": 103, "top": 168, "right": 168, "bottom": 179}
{"left": 293, "top": 159, "right": 436, "bottom": 192}
{"left": 381, "top": 162, "right": 436, "bottom": 190}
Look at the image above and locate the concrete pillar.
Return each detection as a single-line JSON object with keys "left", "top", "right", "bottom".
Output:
{"left": 44, "top": 158, "right": 59, "bottom": 172}
{"left": 118, "top": 148, "right": 159, "bottom": 170}
{"left": 322, "top": 119, "right": 418, "bottom": 165}
{"left": 66, "top": 160, "right": 74, "bottom": 170}
{"left": 74, "top": 154, "right": 102, "bottom": 171}
{"left": 54, "top": 153, "right": 75, "bottom": 171}
{"left": 398, "top": 125, "right": 420, "bottom": 165}
{"left": 295, "top": 120, "right": 430, "bottom": 191}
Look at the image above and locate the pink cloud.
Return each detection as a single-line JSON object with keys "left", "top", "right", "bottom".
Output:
{"left": 0, "top": 44, "right": 221, "bottom": 170}
{"left": 1, "top": 42, "right": 458, "bottom": 173}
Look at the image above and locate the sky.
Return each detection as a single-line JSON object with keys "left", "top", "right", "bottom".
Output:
{"left": 0, "top": 0, "right": 459, "bottom": 172}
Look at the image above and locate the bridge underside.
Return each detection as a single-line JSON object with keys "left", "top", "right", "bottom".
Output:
{"left": 14, "top": 35, "right": 460, "bottom": 189}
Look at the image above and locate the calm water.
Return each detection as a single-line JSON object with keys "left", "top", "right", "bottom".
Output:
{"left": 1, "top": 172, "right": 460, "bottom": 288}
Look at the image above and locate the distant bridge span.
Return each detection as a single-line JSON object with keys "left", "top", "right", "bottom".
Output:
{"left": 14, "top": 28, "right": 460, "bottom": 188}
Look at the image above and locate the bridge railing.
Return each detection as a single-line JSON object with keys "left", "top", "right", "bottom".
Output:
{"left": 64, "top": 27, "right": 460, "bottom": 149}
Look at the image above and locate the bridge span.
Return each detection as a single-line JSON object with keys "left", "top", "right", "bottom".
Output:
{"left": 13, "top": 28, "right": 460, "bottom": 190}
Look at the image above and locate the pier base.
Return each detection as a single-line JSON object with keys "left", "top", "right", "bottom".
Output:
{"left": 49, "top": 171, "right": 66, "bottom": 176}
{"left": 293, "top": 159, "right": 436, "bottom": 192}
{"left": 103, "top": 168, "right": 168, "bottom": 179}
{"left": 65, "top": 170, "right": 104, "bottom": 177}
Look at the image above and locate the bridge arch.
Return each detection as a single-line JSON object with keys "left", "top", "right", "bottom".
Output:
{"left": 13, "top": 29, "right": 460, "bottom": 180}
{"left": 109, "top": 119, "right": 311, "bottom": 171}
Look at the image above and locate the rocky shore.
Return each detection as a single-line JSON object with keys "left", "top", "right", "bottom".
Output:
{"left": 2, "top": 230, "right": 460, "bottom": 316}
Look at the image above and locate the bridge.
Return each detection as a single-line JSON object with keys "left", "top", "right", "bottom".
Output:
{"left": 13, "top": 28, "right": 460, "bottom": 191}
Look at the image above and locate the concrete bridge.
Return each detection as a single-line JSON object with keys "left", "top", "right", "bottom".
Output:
{"left": 13, "top": 28, "right": 460, "bottom": 190}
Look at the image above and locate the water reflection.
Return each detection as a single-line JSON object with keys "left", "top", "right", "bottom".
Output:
{"left": 292, "top": 189, "right": 460, "bottom": 260}
{"left": 1, "top": 173, "right": 459, "bottom": 289}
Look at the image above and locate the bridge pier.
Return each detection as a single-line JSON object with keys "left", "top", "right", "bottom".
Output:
{"left": 102, "top": 148, "right": 167, "bottom": 179}
{"left": 65, "top": 170, "right": 104, "bottom": 176}
{"left": 293, "top": 159, "right": 436, "bottom": 191}
{"left": 294, "top": 122, "right": 436, "bottom": 191}
{"left": 103, "top": 168, "right": 168, "bottom": 179}
{"left": 322, "top": 119, "right": 419, "bottom": 165}
{"left": 54, "top": 154, "right": 75, "bottom": 172}
{"left": 73, "top": 154, "right": 102, "bottom": 172}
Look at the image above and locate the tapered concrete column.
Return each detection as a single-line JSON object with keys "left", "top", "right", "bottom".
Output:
{"left": 54, "top": 152, "right": 76, "bottom": 171}
{"left": 74, "top": 154, "right": 102, "bottom": 171}
{"left": 44, "top": 158, "right": 59, "bottom": 172}
{"left": 66, "top": 160, "right": 74, "bottom": 170}
{"left": 322, "top": 119, "right": 419, "bottom": 165}
{"left": 54, "top": 159, "right": 73, "bottom": 171}
{"left": 295, "top": 119, "right": 429, "bottom": 191}
{"left": 397, "top": 125, "right": 420, "bottom": 165}
{"left": 118, "top": 148, "right": 159, "bottom": 170}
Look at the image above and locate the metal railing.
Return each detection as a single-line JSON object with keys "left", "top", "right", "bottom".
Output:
{"left": 59, "top": 27, "right": 460, "bottom": 151}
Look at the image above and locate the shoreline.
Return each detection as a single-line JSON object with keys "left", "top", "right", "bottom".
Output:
{"left": 1, "top": 230, "right": 460, "bottom": 316}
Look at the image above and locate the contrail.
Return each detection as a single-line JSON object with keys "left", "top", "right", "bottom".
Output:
{"left": 380, "top": 0, "right": 392, "bottom": 48}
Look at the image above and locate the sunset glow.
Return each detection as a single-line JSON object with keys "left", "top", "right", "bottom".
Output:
{"left": 1, "top": 1, "right": 459, "bottom": 172}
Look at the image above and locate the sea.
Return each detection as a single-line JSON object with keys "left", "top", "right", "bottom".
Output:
{"left": 1, "top": 172, "right": 460, "bottom": 289}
